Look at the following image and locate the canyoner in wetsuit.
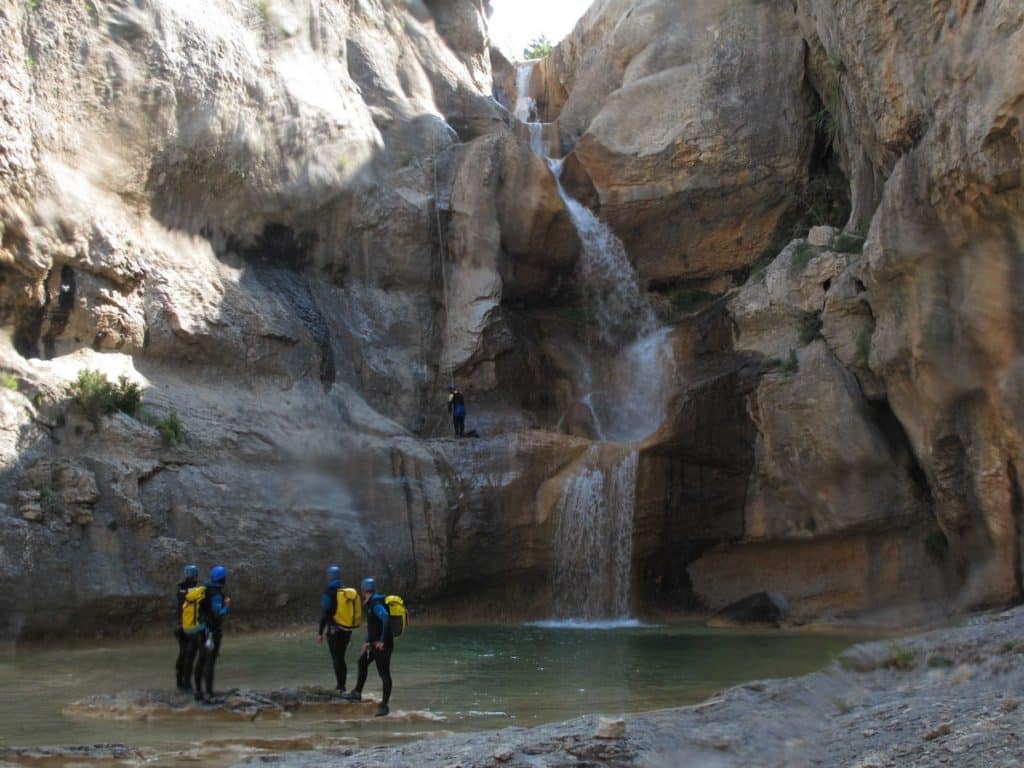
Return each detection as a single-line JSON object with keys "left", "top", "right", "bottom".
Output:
{"left": 341, "top": 578, "right": 393, "bottom": 716}
{"left": 174, "top": 564, "right": 199, "bottom": 691}
{"left": 447, "top": 384, "right": 466, "bottom": 437}
{"left": 194, "top": 565, "right": 231, "bottom": 703}
{"left": 317, "top": 565, "right": 360, "bottom": 694}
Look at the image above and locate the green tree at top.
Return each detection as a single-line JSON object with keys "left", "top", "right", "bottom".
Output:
{"left": 522, "top": 34, "right": 553, "bottom": 60}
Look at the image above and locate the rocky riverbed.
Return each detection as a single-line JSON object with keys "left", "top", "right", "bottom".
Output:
{"left": 232, "top": 606, "right": 1024, "bottom": 768}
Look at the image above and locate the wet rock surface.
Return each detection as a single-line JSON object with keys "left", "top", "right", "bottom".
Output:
{"left": 239, "top": 606, "right": 1024, "bottom": 768}
{"left": 0, "top": 744, "right": 147, "bottom": 767}
{"left": 64, "top": 686, "right": 384, "bottom": 722}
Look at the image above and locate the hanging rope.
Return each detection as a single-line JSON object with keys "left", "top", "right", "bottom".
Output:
{"left": 432, "top": 133, "right": 454, "bottom": 389}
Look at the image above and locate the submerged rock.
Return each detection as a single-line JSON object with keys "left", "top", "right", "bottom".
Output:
{"left": 65, "top": 686, "right": 381, "bottom": 722}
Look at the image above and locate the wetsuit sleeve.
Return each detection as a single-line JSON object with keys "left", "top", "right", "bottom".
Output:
{"left": 319, "top": 590, "right": 335, "bottom": 636}
{"left": 211, "top": 592, "right": 229, "bottom": 617}
{"left": 373, "top": 602, "right": 391, "bottom": 643}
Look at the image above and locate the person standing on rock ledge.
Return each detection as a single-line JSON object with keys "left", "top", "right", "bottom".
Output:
{"left": 317, "top": 565, "right": 359, "bottom": 695}
{"left": 174, "top": 564, "right": 200, "bottom": 692}
{"left": 447, "top": 384, "right": 467, "bottom": 437}
{"left": 194, "top": 565, "right": 231, "bottom": 704}
{"left": 341, "top": 577, "right": 393, "bottom": 717}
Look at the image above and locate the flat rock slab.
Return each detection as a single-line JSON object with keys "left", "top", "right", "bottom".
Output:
{"left": 0, "top": 744, "right": 147, "bottom": 766}
{"left": 64, "top": 686, "right": 381, "bottom": 722}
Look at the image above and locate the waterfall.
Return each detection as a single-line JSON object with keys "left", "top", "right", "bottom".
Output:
{"left": 516, "top": 73, "right": 656, "bottom": 344}
{"left": 514, "top": 63, "right": 537, "bottom": 123}
{"left": 513, "top": 64, "right": 673, "bottom": 623}
{"left": 551, "top": 449, "right": 638, "bottom": 621}
{"left": 553, "top": 174, "right": 657, "bottom": 345}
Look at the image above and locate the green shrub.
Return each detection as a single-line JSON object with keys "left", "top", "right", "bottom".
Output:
{"left": 798, "top": 311, "right": 823, "bottom": 345}
{"left": 748, "top": 258, "right": 771, "bottom": 283}
{"left": 765, "top": 349, "right": 799, "bottom": 375}
{"left": 155, "top": 410, "right": 185, "bottom": 446}
{"left": 0, "top": 373, "right": 18, "bottom": 391}
{"left": 790, "top": 242, "right": 819, "bottom": 274}
{"left": 796, "top": 169, "right": 851, "bottom": 229}
{"left": 831, "top": 232, "right": 865, "bottom": 253}
{"left": 884, "top": 643, "right": 918, "bottom": 671}
{"left": 69, "top": 369, "right": 143, "bottom": 423}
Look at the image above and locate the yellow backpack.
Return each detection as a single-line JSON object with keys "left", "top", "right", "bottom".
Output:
{"left": 333, "top": 587, "right": 363, "bottom": 629}
{"left": 181, "top": 586, "right": 207, "bottom": 634}
{"left": 384, "top": 595, "right": 407, "bottom": 638}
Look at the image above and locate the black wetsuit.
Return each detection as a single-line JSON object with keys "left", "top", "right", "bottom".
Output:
{"left": 319, "top": 580, "right": 352, "bottom": 691}
{"left": 194, "top": 583, "right": 229, "bottom": 699}
{"left": 353, "top": 595, "right": 393, "bottom": 705}
{"left": 449, "top": 391, "right": 466, "bottom": 437}
{"left": 174, "top": 577, "right": 198, "bottom": 690}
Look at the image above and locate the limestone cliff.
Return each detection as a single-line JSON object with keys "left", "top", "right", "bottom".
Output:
{"left": 0, "top": 0, "right": 1021, "bottom": 638}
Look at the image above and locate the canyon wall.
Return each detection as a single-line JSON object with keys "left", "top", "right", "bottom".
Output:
{"left": 0, "top": 0, "right": 1020, "bottom": 638}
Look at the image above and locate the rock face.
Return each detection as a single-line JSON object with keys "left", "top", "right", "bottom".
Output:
{"left": 0, "top": 0, "right": 1022, "bottom": 637}
{"left": 534, "top": 0, "right": 815, "bottom": 286}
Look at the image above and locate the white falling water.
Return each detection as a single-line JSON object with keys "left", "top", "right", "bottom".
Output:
{"left": 514, "top": 63, "right": 537, "bottom": 123}
{"left": 552, "top": 449, "right": 639, "bottom": 621}
{"left": 556, "top": 180, "right": 658, "bottom": 345}
{"left": 513, "top": 62, "right": 674, "bottom": 621}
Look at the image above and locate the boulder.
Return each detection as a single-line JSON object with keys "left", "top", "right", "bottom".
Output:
{"left": 712, "top": 591, "right": 791, "bottom": 626}
{"left": 547, "top": 0, "right": 814, "bottom": 284}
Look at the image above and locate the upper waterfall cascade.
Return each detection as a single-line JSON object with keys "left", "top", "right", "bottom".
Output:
{"left": 514, "top": 62, "right": 676, "bottom": 621}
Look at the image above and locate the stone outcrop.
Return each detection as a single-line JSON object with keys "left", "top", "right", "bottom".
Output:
{"left": 0, "top": 0, "right": 585, "bottom": 639}
{"left": 533, "top": 0, "right": 815, "bottom": 286}
{"left": 791, "top": 0, "right": 1024, "bottom": 610}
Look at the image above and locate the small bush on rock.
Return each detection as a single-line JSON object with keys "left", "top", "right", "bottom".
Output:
{"left": 798, "top": 311, "right": 824, "bottom": 345}
{"left": 884, "top": 644, "right": 918, "bottom": 671}
{"left": 0, "top": 373, "right": 18, "bottom": 391}
{"left": 155, "top": 410, "right": 185, "bottom": 446}
{"left": 765, "top": 349, "right": 799, "bottom": 375}
{"left": 790, "top": 242, "right": 819, "bottom": 274}
{"left": 831, "top": 232, "right": 865, "bottom": 253}
{"left": 69, "top": 370, "right": 143, "bottom": 423}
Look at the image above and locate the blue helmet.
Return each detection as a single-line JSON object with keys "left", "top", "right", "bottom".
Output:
{"left": 360, "top": 577, "right": 376, "bottom": 594}
{"left": 210, "top": 565, "right": 228, "bottom": 584}
{"left": 326, "top": 565, "right": 341, "bottom": 581}
{"left": 184, "top": 564, "right": 199, "bottom": 579}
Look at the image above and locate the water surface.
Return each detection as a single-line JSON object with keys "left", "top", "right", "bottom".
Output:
{"left": 0, "top": 623, "right": 866, "bottom": 765}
